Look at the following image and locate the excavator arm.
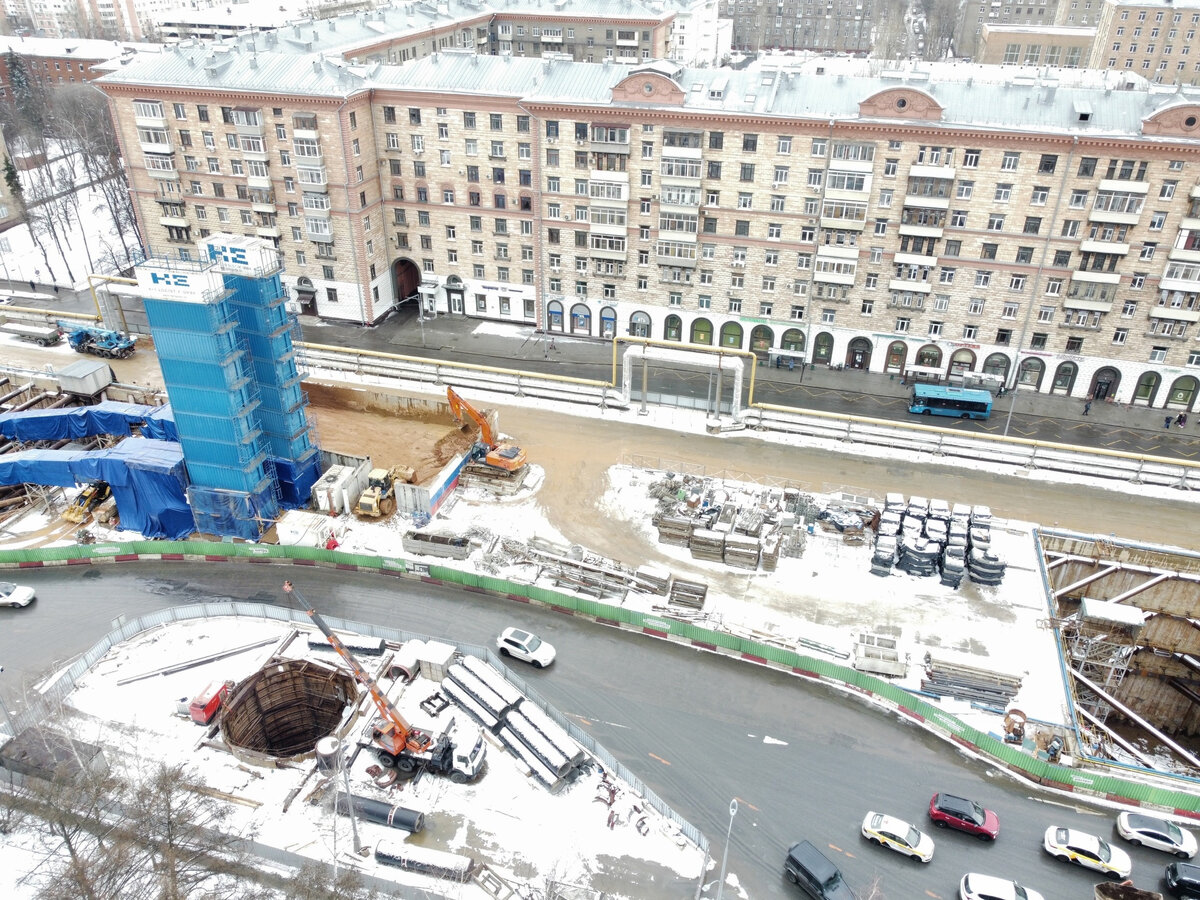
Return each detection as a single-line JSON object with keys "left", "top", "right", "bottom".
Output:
{"left": 446, "top": 386, "right": 497, "bottom": 449}
{"left": 282, "top": 581, "right": 430, "bottom": 755}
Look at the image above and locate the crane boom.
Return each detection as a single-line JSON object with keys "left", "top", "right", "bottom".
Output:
{"left": 282, "top": 581, "right": 431, "bottom": 755}
{"left": 446, "top": 386, "right": 497, "bottom": 448}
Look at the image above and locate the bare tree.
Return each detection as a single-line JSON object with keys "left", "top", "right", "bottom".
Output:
{"left": 284, "top": 861, "right": 378, "bottom": 900}
{"left": 919, "top": 0, "right": 959, "bottom": 59}
{"left": 872, "top": 0, "right": 911, "bottom": 60}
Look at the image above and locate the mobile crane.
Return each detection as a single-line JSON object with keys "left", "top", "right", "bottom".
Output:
{"left": 282, "top": 581, "right": 485, "bottom": 783}
{"left": 446, "top": 387, "right": 527, "bottom": 473}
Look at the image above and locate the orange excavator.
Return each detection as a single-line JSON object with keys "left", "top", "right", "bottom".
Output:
{"left": 282, "top": 581, "right": 485, "bottom": 782}
{"left": 446, "top": 387, "right": 527, "bottom": 473}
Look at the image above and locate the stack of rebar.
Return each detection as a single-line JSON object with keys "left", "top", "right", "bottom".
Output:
{"left": 921, "top": 652, "right": 1022, "bottom": 705}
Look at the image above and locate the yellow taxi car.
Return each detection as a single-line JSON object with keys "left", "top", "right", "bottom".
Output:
{"left": 860, "top": 811, "right": 935, "bottom": 863}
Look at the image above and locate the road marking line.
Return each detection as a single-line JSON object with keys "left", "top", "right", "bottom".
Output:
{"left": 648, "top": 752, "right": 671, "bottom": 766}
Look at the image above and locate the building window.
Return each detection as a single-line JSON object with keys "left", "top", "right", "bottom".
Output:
{"left": 1150, "top": 346, "right": 1168, "bottom": 362}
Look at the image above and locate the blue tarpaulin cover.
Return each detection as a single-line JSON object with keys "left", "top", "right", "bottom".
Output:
{"left": 0, "top": 402, "right": 178, "bottom": 443}
{"left": 0, "top": 438, "right": 193, "bottom": 539}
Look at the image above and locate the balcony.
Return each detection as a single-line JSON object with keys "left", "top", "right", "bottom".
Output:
{"left": 903, "top": 193, "right": 951, "bottom": 210}
{"left": 1070, "top": 269, "right": 1121, "bottom": 285}
{"left": 887, "top": 279, "right": 931, "bottom": 294}
{"left": 899, "top": 222, "right": 944, "bottom": 238}
{"left": 1079, "top": 239, "right": 1130, "bottom": 255}
{"left": 247, "top": 172, "right": 271, "bottom": 191}
{"left": 1089, "top": 207, "right": 1141, "bottom": 226}
{"left": 819, "top": 215, "right": 867, "bottom": 231}
{"left": 139, "top": 138, "right": 172, "bottom": 156}
{"left": 144, "top": 154, "right": 177, "bottom": 178}
{"left": 251, "top": 195, "right": 276, "bottom": 212}
{"left": 909, "top": 164, "right": 956, "bottom": 181}
{"left": 894, "top": 251, "right": 938, "bottom": 266}
{"left": 1099, "top": 178, "right": 1150, "bottom": 194}
{"left": 296, "top": 165, "right": 328, "bottom": 189}
{"left": 158, "top": 213, "right": 188, "bottom": 227}
{"left": 1149, "top": 306, "right": 1200, "bottom": 323}
{"left": 255, "top": 225, "right": 280, "bottom": 238}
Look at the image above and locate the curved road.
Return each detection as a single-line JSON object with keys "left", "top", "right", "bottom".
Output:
{"left": 0, "top": 564, "right": 1181, "bottom": 899}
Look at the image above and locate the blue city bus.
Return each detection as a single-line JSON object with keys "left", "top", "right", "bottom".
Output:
{"left": 908, "top": 384, "right": 993, "bottom": 420}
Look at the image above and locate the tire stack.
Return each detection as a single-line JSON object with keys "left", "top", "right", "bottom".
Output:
{"left": 941, "top": 513, "right": 970, "bottom": 588}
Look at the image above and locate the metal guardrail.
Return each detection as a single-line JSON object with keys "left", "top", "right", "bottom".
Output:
{"left": 295, "top": 342, "right": 1200, "bottom": 492}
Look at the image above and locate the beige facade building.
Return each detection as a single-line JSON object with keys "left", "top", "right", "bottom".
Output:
{"left": 1088, "top": 0, "right": 1200, "bottom": 86}
{"left": 955, "top": 0, "right": 1068, "bottom": 61}
{"left": 98, "top": 9, "right": 1200, "bottom": 409}
{"left": 976, "top": 24, "right": 1094, "bottom": 67}
{"left": 719, "top": 0, "right": 873, "bottom": 55}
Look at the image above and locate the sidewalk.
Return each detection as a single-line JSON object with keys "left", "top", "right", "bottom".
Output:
{"left": 340, "top": 310, "right": 1181, "bottom": 435}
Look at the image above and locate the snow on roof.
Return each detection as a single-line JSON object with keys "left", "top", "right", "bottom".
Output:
{"left": 0, "top": 35, "right": 160, "bottom": 60}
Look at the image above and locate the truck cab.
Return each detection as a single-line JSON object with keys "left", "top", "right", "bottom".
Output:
{"left": 448, "top": 718, "right": 486, "bottom": 782}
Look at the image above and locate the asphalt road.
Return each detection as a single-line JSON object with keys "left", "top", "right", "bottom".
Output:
{"left": 305, "top": 308, "right": 1200, "bottom": 463}
{"left": 0, "top": 564, "right": 1183, "bottom": 899}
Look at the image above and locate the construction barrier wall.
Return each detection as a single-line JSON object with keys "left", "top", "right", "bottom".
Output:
{"left": 3, "top": 542, "right": 1199, "bottom": 816}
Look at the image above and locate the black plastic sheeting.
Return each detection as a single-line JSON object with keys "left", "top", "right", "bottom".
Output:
{"left": 0, "top": 401, "right": 177, "bottom": 443}
{"left": 0, "top": 438, "right": 193, "bottom": 539}
{"left": 334, "top": 793, "right": 424, "bottom": 833}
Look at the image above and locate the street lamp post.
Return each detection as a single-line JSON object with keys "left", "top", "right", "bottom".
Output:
{"left": 716, "top": 798, "right": 738, "bottom": 900}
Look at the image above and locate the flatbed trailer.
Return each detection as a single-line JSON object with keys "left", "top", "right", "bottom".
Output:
{"left": 0, "top": 320, "right": 62, "bottom": 346}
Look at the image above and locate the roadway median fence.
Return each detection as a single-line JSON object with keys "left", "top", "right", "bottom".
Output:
{"left": 4, "top": 543, "right": 1200, "bottom": 818}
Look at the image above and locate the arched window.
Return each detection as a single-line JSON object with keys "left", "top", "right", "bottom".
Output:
{"left": 1168, "top": 375, "right": 1198, "bottom": 410}
{"left": 813, "top": 331, "right": 834, "bottom": 364}
{"left": 599, "top": 305, "right": 617, "bottom": 339}
{"left": 915, "top": 344, "right": 942, "bottom": 368}
{"left": 546, "top": 300, "right": 564, "bottom": 332}
{"left": 1018, "top": 357, "right": 1045, "bottom": 389}
{"left": 982, "top": 353, "right": 1010, "bottom": 379}
{"left": 749, "top": 324, "right": 773, "bottom": 352}
{"left": 782, "top": 329, "right": 805, "bottom": 352}
{"left": 690, "top": 317, "right": 714, "bottom": 345}
{"left": 720, "top": 322, "right": 744, "bottom": 348}
{"left": 847, "top": 337, "right": 872, "bottom": 370}
{"left": 664, "top": 315, "right": 682, "bottom": 341}
{"left": 1134, "top": 371, "right": 1161, "bottom": 405}
{"left": 885, "top": 341, "right": 907, "bottom": 372}
{"left": 1052, "top": 362, "right": 1077, "bottom": 394}
{"left": 629, "top": 311, "right": 651, "bottom": 338}
{"left": 949, "top": 349, "right": 975, "bottom": 374}
{"left": 570, "top": 303, "right": 591, "bottom": 335}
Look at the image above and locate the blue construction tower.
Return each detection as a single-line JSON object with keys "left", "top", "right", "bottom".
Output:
{"left": 137, "top": 235, "right": 321, "bottom": 539}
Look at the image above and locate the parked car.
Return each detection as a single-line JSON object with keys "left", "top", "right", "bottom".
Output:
{"left": 496, "top": 627, "right": 556, "bottom": 668}
{"left": 958, "top": 872, "right": 1045, "bottom": 900}
{"left": 860, "top": 811, "right": 934, "bottom": 862}
{"left": 1166, "top": 861, "right": 1200, "bottom": 898}
{"left": 1043, "top": 825, "right": 1132, "bottom": 879}
{"left": 1117, "top": 812, "right": 1197, "bottom": 859}
{"left": 928, "top": 792, "right": 999, "bottom": 840}
{"left": 784, "top": 840, "right": 857, "bottom": 899}
{"left": 0, "top": 582, "right": 35, "bottom": 608}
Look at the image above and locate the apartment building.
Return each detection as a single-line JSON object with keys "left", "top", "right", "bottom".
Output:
{"left": 719, "top": 0, "right": 873, "bottom": 55}
{"left": 975, "top": 24, "right": 1094, "bottom": 66}
{"left": 99, "top": 16, "right": 1200, "bottom": 408}
{"left": 1088, "top": 0, "right": 1200, "bottom": 87}
{"left": 955, "top": 0, "right": 1067, "bottom": 60}
{"left": 0, "top": 35, "right": 158, "bottom": 101}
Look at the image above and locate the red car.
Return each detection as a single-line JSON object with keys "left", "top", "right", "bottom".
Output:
{"left": 928, "top": 792, "right": 999, "bottom": 841}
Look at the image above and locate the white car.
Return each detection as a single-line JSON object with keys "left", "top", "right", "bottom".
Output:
{"left": 959, "top": 873, "right": 1044, "bottom": 900}
{"left": 860, "top": 811, "right": 934, "bottom": 862}
{"left": 1043, "top": 825, "right": 1132, "bottom": 879}
{"left": 496, "top": 627, "right": 556, "bottom": 668}
{"left": 1116, "top": 812, "right": 1198, "bottom": 858}
{"left": 0, "top": 582, "right": 35, "bottom": 608}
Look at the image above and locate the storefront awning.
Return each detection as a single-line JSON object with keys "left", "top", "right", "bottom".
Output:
{"left": 417, "top": 280, "right": 439, "bottom": 294}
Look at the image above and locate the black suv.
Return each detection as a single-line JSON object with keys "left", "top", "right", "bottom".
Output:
{"left": 1167, "top": 862, "right": 1200, "bottom": 898}
{"left": 784, "top": 841, "right": 857, "bottom": 900}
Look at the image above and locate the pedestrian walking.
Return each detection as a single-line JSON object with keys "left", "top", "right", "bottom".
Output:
{"left": 1083, "top": 400, "right": 1092, "bottom": 416}
{"left": 788, "top": 357, "right": 794, "bottom": 372}
{"left": 1178, "top": 413, "right": 1189, "bottom": 429}
{"left": 1165, "top": 415, "right": 1174, "bottom": 429}
{"left": 549, "top": 336, "right": 556, "bottom": 352}
{"left": 27, "top": 280, "right": 34, "bottom": 291}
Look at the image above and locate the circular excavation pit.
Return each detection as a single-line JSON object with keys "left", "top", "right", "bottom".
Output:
{"left": 220, "top": 658, "right": 358, "bottom": 763}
